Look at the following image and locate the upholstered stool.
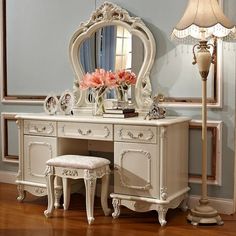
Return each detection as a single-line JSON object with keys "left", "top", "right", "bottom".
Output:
{"left": 44, "top": 155, "right": 111, "bottom": 224}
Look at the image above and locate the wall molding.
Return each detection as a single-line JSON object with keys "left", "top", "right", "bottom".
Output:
{"left": 0, "top": 170, "right": 17, "bottom": 184}
{"left": 188, "top": 120, "right": 222, "bottom": 186}
{"left": 188, "top": 195, "right": 234, "bottom": 215}
{"left": 1, "top": 112, "right": 19, "bottom": 163}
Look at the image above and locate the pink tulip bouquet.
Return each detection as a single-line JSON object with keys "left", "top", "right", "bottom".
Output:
{"left": 79, "top": 68, "right": 136, "bottom": 114}
{"left": 80, "top": 68, "right": 117, "bottom": 96}
{"left": 115, "top": 70, "right": 137, "bottom": 101}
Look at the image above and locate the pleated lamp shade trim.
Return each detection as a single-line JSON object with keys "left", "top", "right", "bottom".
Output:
{"left": 172, "top": 0, "right": 235, "bottom": 41}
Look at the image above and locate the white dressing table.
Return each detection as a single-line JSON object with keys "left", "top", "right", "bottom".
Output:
{"left": 15, "top": 2, "right": 191, "bottom": 226}
{"left": 16, "top": 113, "right": 190, "bottom": 225}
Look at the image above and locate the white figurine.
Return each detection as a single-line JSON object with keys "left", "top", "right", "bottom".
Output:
{"left": 144, "top": 94, "right": 166, "bottom": 120}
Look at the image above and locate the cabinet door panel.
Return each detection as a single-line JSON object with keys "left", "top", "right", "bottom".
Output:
{"left": 24, "top": 135, "right": 57, "bottom": 184}
{"left": 114, "top": 142, "right": 159, "bottom": 198}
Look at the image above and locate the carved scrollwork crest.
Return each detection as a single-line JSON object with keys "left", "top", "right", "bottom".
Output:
{"left": 81, "top": 2, "right": 143, "bottom": 29}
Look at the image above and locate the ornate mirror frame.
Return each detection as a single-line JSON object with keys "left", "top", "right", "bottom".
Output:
{"left": 69, "top": 1, "right": 156, "bottom": 113}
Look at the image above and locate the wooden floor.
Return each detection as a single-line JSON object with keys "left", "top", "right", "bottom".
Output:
{"left": 0, "top": 183, "right": 236, "bottom": 236}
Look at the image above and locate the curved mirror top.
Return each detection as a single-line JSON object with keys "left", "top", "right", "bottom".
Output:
{"left": 69, "top": 2, "right": 156, "bottom": 112}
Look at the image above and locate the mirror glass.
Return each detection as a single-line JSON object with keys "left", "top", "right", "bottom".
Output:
{"left": 78, "top": 25, "right": 144, "bottom": 101}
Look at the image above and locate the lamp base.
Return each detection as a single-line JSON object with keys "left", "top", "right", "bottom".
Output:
{"left": 187, "top": 199, "right": 224, "bottom": 226}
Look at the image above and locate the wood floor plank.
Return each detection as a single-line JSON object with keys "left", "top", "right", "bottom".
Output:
{"left": 0, "top": 183, "right": 236, "bottom": 236}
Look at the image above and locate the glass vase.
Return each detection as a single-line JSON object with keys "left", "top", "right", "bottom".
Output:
{"left": 115, "top": 86, "right": 128, "bottom": 109}
{"left": 93, "top": 90, "right": 105, "bottom": 116}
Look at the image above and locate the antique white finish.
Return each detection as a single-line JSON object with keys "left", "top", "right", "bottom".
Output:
{"left": 44, "top": 155, "right": 111, "bottom": 224}
{"left": 112, "top": 121, "right": 190, "bottom": 226}
{"left": 58, "top": 122, "right": 113, "bottom": 141}
{"left": 24, "top": 120, "right": 56, "bottom": 136}
{"left": 114, "top": 125, "right": 156, "bottom": 144}
{"left": 69, "top": 2, "right": 156, "bottom": 112}
{"left": 16, "top": 113, "right": 190, "bottom": 226}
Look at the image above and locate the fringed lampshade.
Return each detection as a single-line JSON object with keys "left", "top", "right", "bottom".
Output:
{"left": 172, "top": 0, "right": 235, "bottom": 41}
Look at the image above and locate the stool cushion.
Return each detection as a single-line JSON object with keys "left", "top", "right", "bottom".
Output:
{"left": 46, "top": 155, "right": 110, "bottom": 170}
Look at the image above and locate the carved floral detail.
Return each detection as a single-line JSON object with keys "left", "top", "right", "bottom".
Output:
{"left": 119, "top": 128, "right": 154, "bottom": 141}
{"left": 35, "top": 187, "right": 46, "bottom": 195}
{"left": 80, "top": 2, "right": 144, "bottom": 29}
{"left": 62, "top": 169, "right": 78, "bottom": 177}
{"left": 160, "top": 187, "right": 168, "bottom": 200}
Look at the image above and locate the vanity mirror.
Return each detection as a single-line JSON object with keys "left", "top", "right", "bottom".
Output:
{"left": 69, "top": 1, "right": 156, "bottom": 113}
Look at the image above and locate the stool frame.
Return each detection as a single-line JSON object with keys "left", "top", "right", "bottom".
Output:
{"left": 44, "top": 164, "right": 111, "bottom": 224}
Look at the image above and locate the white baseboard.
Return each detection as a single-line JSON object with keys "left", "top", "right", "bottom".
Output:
{"left": 188, "top": 195, "right": 234, "bottom": 215}
{"left": 0, "top": 171, "right": 17, "bottom": 184}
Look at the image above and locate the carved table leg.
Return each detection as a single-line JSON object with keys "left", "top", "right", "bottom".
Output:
{"left": 101, "top": 172, "right": 111, "bottom": 216}
{"left": 157, "top": 206, "right": 168, "bottom": 226}
{"left": 112, "top": 198, "right": 121, "bottom": 219}
{"left": 17, "top": 185, "right": 26, "bottom": 202}
{"left": 44, "top": 166, "right": 55, "bottom": 218}
{"left": 84, "top": 173, "right": 97, "bottom": 224}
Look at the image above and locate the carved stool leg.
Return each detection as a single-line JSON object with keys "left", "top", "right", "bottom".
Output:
{"left": 84, "top": 173, "right": 97, "bottom": 224}
{"left": 54, "top": 176, "right": 62, "bottom": 209}
{"left": 44, "top": 166, "right": 55, "bottom": 218}
{"left": 101, "top": 171, "right": 111, "bottom": 216}
{"left": 17, "top": 185, "right": 26, "bottom": 202}
{"left": 157, "top": 206, "right": 168, "bottom": 226}
{"left": 62, "top": 178, "right": 71, "bottom": 210}
{"left": 112, "top": 198, "right": 121, "bottom": 219}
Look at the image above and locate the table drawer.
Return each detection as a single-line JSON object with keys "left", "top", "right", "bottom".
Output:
{"left": 114, "top": 125, "right": 157, "bottom": 144}
{"left": 24, "top": 120, "right": 56, "bottom": 137}
{"left": 58, "top": 122, "right": 113, "bottom": 141}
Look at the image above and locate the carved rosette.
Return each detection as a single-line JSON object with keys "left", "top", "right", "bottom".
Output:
{"left": 160, "top": 187, "right": 168, "bottom": 200}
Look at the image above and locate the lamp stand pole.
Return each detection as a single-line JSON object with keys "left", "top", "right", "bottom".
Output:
{"left": 187, "top": 40, "right": 224, "bottom": 226}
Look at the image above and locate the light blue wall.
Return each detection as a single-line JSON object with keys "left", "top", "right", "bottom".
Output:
{"left": 0, "top": 0, "right": 235, "bottom": 200}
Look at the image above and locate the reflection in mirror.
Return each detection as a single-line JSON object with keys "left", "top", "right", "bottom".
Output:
{"left": 79, "top": 25, "right": 144, "bottom": 102}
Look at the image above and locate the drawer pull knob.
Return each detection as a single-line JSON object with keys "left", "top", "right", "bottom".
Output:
{"left": 78, "top": 129, "right": 92, "bottom": 135}
{"left": 127, "top": 131, "right": 144, "bottom": 139}
{"left": 119, "top": 128, "right": 154, "bottom": 141}
{"left": 26, "top": 122, "right": 54, "bottom": 135}
{"left": 34, "top": 126, "right": 46, "bottom": 133}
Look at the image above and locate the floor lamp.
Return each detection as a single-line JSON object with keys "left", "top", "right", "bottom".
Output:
{"left": 172, "top": 0, "right": 235, "bottom": 225}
